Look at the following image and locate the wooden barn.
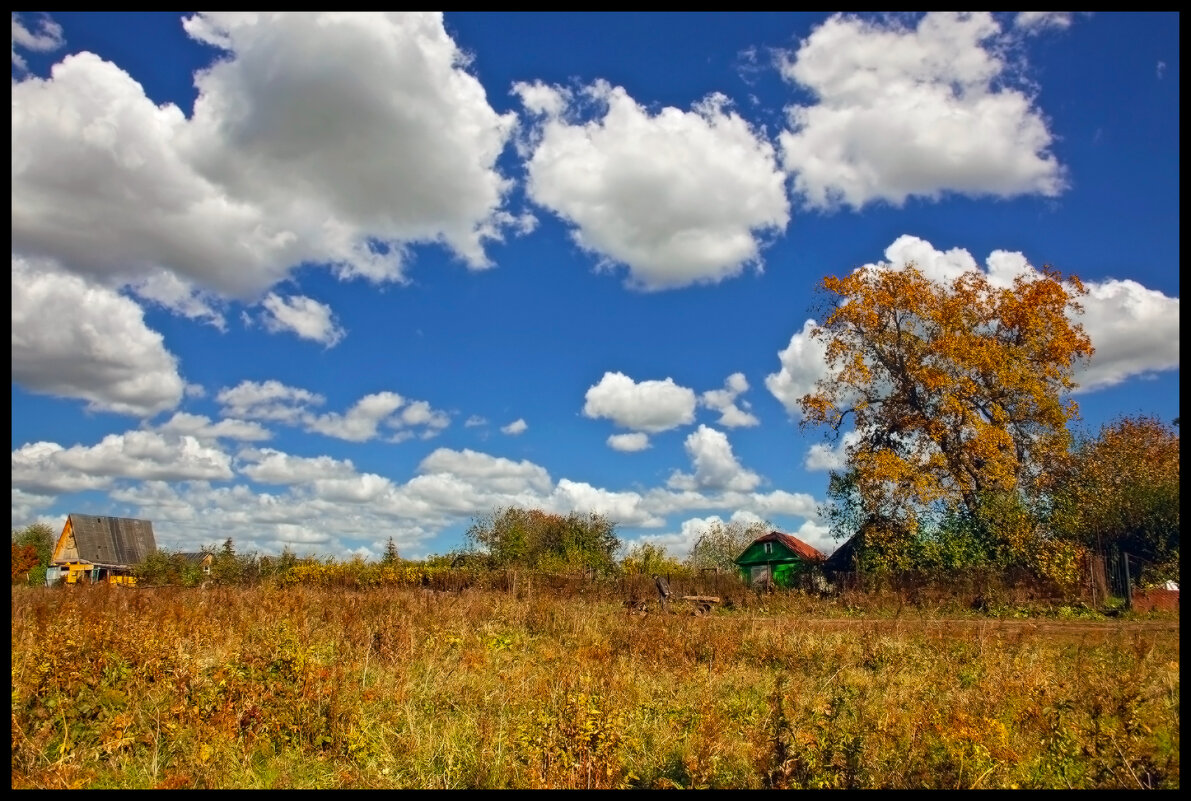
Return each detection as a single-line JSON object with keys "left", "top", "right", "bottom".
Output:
{"left": 734, "top": 530, "right": 826, "bottom": 589}
{"left": 49, "top": 513, "right": 156, "bottom": 586}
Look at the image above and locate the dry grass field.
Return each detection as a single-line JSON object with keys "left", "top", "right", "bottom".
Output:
{"left": 11, "top": 584, "right": 1179, "bottom": 789}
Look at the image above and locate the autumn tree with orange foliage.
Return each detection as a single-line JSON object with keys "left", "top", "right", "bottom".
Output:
{"left": 801, "top": 262, "right": 1094, "bottom": 574}
{"left": 1048, "top": 415, "right": 1179, "bottom": 580}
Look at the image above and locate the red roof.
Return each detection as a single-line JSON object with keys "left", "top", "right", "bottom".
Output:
{"left": 753, "top": 530, "right": 826, "bottom": 561}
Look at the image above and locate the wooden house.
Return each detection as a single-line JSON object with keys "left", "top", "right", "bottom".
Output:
{"left": 49, "top": 513, "right": 156, "bottom": 586}
{"left": 734, "top": 530, "right": 826, "bottom": 589}
{"left": 177, "top": 552, "right": 215, "bottom": 576}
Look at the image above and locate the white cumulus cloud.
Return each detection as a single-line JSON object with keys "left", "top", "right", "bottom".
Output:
{"left": 12, "top": 257, "right": 187, "bottom": 417}
{"left": 667, "top": 425, "right": 762, "bottom": 492}
{"left": 583, "top": 371, "right": 697, "bottom": 433}
{"left": 515, "top": 80, "right": 789, "bottom": 290}
{"left": 700, "top": 372, "right": 760, "bottom": 428}
{"left": 12, "top": 431, "right": 233, "bottom": 494}
{"left": 779, "top": 12, "right": 1066, "bottom": 210}
{"left": 501, "top": 418, "right": 528, "bottom": 435}
{"left": 217, "top": 379, "right": 325, "bottom": 423}
{"left": 260, "top": 293, "right": 346, "bottom": 347}
{"left": 12, "top": 12, "right": 518, "bottom": 302}
{"left": 607, "top": 432, "right": 650, "bottom": 452}
{"left": 305, "top": 392, "right": 406, "bottom": 442}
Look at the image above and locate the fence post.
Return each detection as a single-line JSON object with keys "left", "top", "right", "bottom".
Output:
{"left": 1123, "top": 553, "right": 1133, "bottom": 610}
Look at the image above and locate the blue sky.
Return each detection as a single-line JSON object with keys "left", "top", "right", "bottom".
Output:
{"left": 11, "top": 12, "right": 1180, "bottom": 560}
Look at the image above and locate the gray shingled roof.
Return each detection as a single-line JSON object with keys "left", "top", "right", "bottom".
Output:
{"left": 65, "top": 514, "right": 157, "bottom": 567}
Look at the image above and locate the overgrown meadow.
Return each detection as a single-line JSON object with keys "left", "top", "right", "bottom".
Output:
{"left": 11, "top": 582, "right": 1178, "bottom": 789}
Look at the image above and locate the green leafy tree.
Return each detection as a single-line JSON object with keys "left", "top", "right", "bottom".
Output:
{"left": 686, "top": 519, "right": 770, "bottom": 571}
{"left": 11, "top": 522, "right": 55, "bottom": 585}
{"left": 465, "top": 507, "right": 621, "bottom": 575}
{"left": 211, "top": 538, "right": 245, "bottom": 584}
{"left": 1048, "top": 415, "right": 1179, "bottom": 577}
{"left": 622, "top": 542, "right": 686, "bottom": 577}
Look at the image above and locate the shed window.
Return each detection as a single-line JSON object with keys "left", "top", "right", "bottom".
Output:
{"left": 764, "top": 542, "right": 772, "bottom": 554}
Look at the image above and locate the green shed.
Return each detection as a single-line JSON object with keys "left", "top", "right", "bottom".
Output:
{"left": 734, "top": 530, "right": 825, "bottom": 588}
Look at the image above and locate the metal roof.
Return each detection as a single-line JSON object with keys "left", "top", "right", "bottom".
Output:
{"left": 60, "top": 513, "right": 157, "bottom": 567}
{"left": 750, "top": 531, "right": 826, "bottom": 561}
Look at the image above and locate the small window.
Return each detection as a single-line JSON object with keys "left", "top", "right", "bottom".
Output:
{"left": 764, "top": 542, "right": 772, "bottom": 554}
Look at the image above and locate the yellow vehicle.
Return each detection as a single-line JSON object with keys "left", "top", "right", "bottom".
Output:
{"left": 54, "top": 562, "right": 137, "bottom": 586}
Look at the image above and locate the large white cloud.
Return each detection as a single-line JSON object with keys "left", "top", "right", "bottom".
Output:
{"left": 583, "top": 371, "right": 697, "bottom": 433}
{"left": 12, "top": 432, "right": 233, "bottom": 494}
{"left": 667, "top": 425, "right": 762, "bottom": 492}
{"left": 12, "top": 13, "right": 519, "bottom": 300}
{"left": 765, "top": 236, "right": 1181, "bottom": 415}
{"left": 12, "top": 426, "right": 826, "bottom": 560}
{"left": 515, "top": 80, "right": 789, "bottom": 290}
{"left": 12, "top": 257, "right": 187, "bottom": 416}
{"left": 182, "top": 11, "right": 518, "bottom": 281}
{"left": 779, "top": 12, "right": 1066, "bottom": 210}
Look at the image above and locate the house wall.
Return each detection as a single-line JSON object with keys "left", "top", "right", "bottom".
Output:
{"left": 52, "top": 518, "right": 80, "bottom": 563}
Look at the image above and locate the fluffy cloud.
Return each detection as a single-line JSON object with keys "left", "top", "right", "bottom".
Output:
{"left": 765, "top": 236, "right": 1181, "bottom": 415}
{"left": 1014, "top": 12, "right": 1073, "bottom": 32}
{"left": 501, "top": 418, "right": 528, "bottom": 435}
{"left": 217, "top": 383, "right": 449, "bottom": 442}
{"left": 12, "top": 13, "right": 518, "bottom": 300}
{"left": 804, "top": 430, "right": 862, "bottom": 472}
{"left": 11, "top": 12, "right": 64, "bottom": 71}
{"left": 700, "top": 372, "right": 760, "bottom": 428}
{"left": 128, "top": 270, "right": 226, "bottom": 329}
{"left": 779, "top": 12, "right": 1065, "bottom": 210}
{"left": 417, "top": 448, "right": 553, "bottom": 495}
{"left": 765, "top": 319, "right": 832, "bottom": 420}
{"left": 1075, "top": 279, "right": 1180, "bottom": 392}
{"left": 549, "top": 480, "right": 664, "bottom": 528}
{"left": 12, "top": 488, "right": 56, "bottom": 527}
{"left": 260, "top": 293, "right": 346, "bottom": 347}
{"left": 154, "top": 412, "right": 272, "bottom": 442}
{"left": 216, "top": 380, "right": 325, "bottom": 423}
{"left": 607, "top": 432, "right": 650, "bottom": 452}
{"left": 583, "top": 371, "right": 697, "bottom": 433}
{"left": 667, "top": 425, "right": 762, "bottom": 492}
{"left": 12, "top": 432, "right": 233, "bottom": 494}
{"left": 182, "top": 12, "right": 518, "bottom": 280}
{"left": 391, "top": 401, "right": 451, "bottom": 438}
{"left": 515, "top": 80, "right": 789, "bottom": 290}
{"left": 237, "top": 448, "right": 359, "bottom": 485}
{"left": 12, "top": 257, "right": 187, "bottom": 416}
{"left": 305, "top": 392, "right": 406, "bottom": 442}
